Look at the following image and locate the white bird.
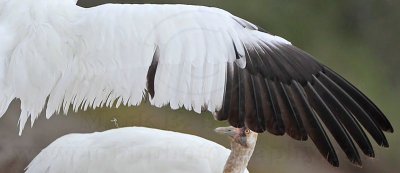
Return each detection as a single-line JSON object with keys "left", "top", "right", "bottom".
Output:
{"left": 0, "top": 0, "right": 393, "bottom": 167}
{"left": 25, "top": 126, "right": 255, "bottom": 173}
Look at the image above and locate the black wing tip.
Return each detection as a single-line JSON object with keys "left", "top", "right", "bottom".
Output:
{"left": 305, "top": 82, "right": 364, "bottom": 166}
{"left": 287, "top": 128, "right": 308, "bottom": 141}
{"left": 328, "top": 156, "right": 340, "bottom": 167}
{"left": 220, "top": 29, "right": 393, "bottom": 167}
{"left": 273, "top": 124, "right": 285, "bottom": 135}
{"left": 319, "top": 68, "right": 393, "bottom": 148}
{"left": 366, "top": 150, "right": 376, "bottom": 158}
{"left": 249, "top": 125, "right": 266, "bottom": 133}
{"left": 380, "top": 141, "right": 390, "bottom": 148}
{"left": 229, "top": 118, "right": 267, "bottom": 133}
{"left": 322, "top": 66, "right": 394, "bottom": 133}
{"left": 351, "top": 158, "right": 363, "bottom": 167}
{"left": 229, "top": 119, "right": 244, "bottom": 129}
{"left": 384, "top": 126, "right": 394, "bottom": 133}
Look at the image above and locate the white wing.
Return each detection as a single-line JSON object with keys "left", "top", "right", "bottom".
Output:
{"left": 0, "top": 1, "right": 393, "bottom": 166}
{"left": 0, "top": 2, "right": 288, "bottom": 134}
{"left": 25, "top": 127, "right": 249, "bottom": 173}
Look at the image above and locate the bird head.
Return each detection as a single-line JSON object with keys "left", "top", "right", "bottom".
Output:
{"left": 215, "top": 126, "right": 257, "bottom": 147}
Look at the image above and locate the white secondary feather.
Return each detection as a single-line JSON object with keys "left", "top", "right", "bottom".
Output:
{"left": 0, "top": 0, "right": 291, "bottom": 134}
{"left": 25, "top": 127, "right": 250, "bottom": 173}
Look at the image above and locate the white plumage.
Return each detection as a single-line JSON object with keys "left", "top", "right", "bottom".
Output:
{"left": 0, "top": 0, "right": 289, "bottom": 135}
{"left": 0, "top": 0, "right": 394, "bottom": 167}
{"left": 25, "top": 127, "right": 250, "bottom": 173}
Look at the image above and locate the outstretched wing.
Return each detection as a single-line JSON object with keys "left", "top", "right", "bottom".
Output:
{"left": 214, "top": 18, "right": 393, "bottom": 166}
{"left": 0, "top": 2, "right": 392, "bottom": 166}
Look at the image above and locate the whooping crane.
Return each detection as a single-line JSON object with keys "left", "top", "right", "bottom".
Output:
{"left": 0, "top": 0, "right": 393, "bottom": 167}
{"left": 26, "top": 127, "right": 253, "bottom": 173}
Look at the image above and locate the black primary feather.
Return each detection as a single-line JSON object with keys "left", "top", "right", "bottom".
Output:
{"left": 227, "top": 63, "right": 241, "bottom": 127}
{"left": 246, "top": 75, "right": 266, "bottom": 132}
{"left": 264, "top": 79, "right": 285, "bottom": 135}
{"left": 304, "top": 82, "right": 361, "bottom": 165}
{"left": 211, "top": 17, "right": 394, "bottom": 167}
{"left": 318, "top": 72, "right": 389, "bottom": 147}
{"left": 216, "top": 63, "right": 235, "bottom": 121}
{"left": 312, "top": 74, "right": 374, "bottom": 157}
{"left": 278, "top": 82, "right": 308, "bottom": 140}
{"left": 291, "top": 81, "right": 339, "bottom": 167}
{"left": 323, "top": 67, "right": 394, "bottom": 133}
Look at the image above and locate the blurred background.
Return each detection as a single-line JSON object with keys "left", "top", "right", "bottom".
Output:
{"left": 0, "top": 0, "right": 399, "bottom": 172}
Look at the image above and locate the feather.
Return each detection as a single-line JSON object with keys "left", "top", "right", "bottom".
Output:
{"left": 0, "top": 1, "right": 392, "bottom": 166}
{"left": 247, "top": 75, "right": 266, "bottom": 132}
{"left": 304, "top": 82, "right": 361, "bottom": 165}
{"left": 217, "top": 63, "right": 234, "bottom": 121}
{"left": 26, "top": 127, "right": 250, "bottom": 173}
{"left": 278, "top": 82, "right": 307, "bottom": 140}
{"left": 233, "top": 67, "right": 246, "bottom": 128}
{"left": 318, "top": 72, "right": 389, "bottom": 147}
{"left": 264, "top": 79, "right": 285, "bottom": 135}
{"left": 146, "top": 46, "right": 160, "bottom": 98}
{"left": 243, "top": 73, "right": 264, "bottom": 132}
{"left": 227, "top": 63, "right": 241, "bottom": 127}
{"left": 312, "top": 74, "right": 374, "bottom": 157}
{"left": 291, "top": 81, "right": 339, "bottom": 167}
{"left": 323, "top": 67, "right": 393, "bottom": 133}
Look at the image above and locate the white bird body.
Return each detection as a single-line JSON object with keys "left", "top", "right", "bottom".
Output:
{"left": 25, "top": 127, "right": 249, "bottom": 173}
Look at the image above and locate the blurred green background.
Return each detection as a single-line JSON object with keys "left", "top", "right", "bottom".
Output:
{"left": 0, "top": 0, "right": 398, "bottom": 173}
